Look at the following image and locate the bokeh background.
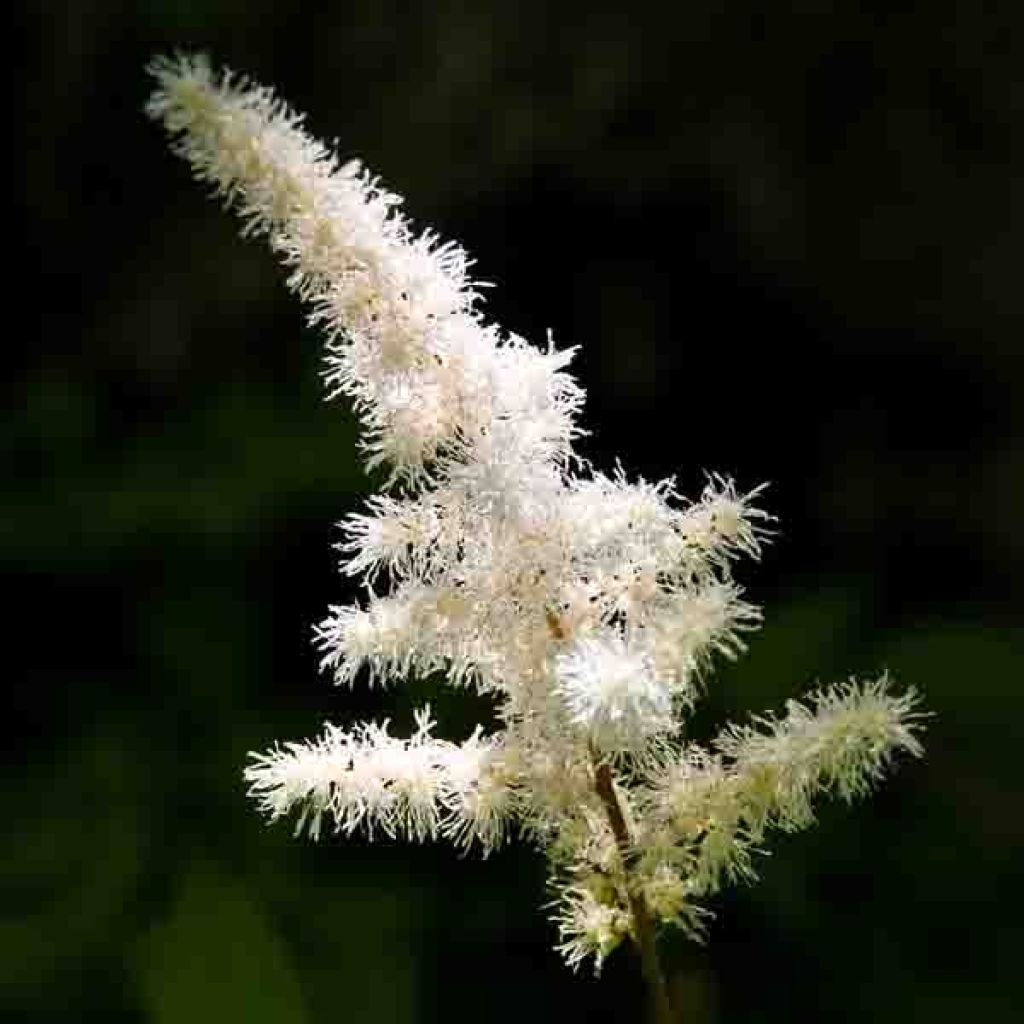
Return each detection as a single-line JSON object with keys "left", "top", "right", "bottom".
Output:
{"left": 9, "top": 3, "right": 1022, "bottom": 1022}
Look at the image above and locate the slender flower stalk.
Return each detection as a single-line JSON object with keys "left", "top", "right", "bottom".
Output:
{"left": 591, "top": 748, "right": 674, "bottom": 1024}
{"left": 147, "top": 54, "right": 925, "bottom": 1019}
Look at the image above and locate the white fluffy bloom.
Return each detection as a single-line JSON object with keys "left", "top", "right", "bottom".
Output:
{"left": 555, "top": 632, "right": 674, "bottom": 751}
{"left": 677, "top": 475, "right": 774, "bottom": 565}
{"left": 244, "top": 706, "right": 510, "bottom": 852}
{"left": 149, "top": 55, "right": 925, "bottom": 977}
{"left": 145, "top": 55, "right": 581, "bottom": 485}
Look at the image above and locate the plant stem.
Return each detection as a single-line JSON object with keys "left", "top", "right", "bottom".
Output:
{"left": 591, "top": 751, "right": 676, "bottom": 1024}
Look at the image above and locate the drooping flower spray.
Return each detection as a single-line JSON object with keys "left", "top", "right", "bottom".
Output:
{"left": 147, "top": 55, "right": 924, "bottom": 1022}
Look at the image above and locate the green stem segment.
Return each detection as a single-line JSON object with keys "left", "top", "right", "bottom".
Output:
{"left": 591, "top": 754, "right": 676, "bottom": 1024}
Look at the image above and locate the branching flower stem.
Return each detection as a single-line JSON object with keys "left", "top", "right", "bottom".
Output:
{"left": 591, "top": 746, "right": 675, "bottom": 1024}
{"left": 146, "top": 53, "right": 925, "bottom": 1008}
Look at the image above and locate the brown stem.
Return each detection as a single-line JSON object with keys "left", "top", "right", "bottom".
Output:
{"left": 591, "top": 750, "right": 676, "bottom": 1024}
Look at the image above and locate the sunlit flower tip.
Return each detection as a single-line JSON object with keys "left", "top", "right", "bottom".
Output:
{"left": 336, "top": 497, "right": 443, "bottom": 580}
{"left": 678, "top": 475, "right": 774, "bottom": 561}
{"left": 149, "top": 53, "right": 558, "bottom": 481}
{"left": 314, "top": 596, "right": 425, "bottom": 685}
{"left": 555, "top": 633, "right": 675, "bottom": 750}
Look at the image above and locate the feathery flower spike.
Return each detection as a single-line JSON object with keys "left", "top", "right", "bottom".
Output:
{"left": 147, "top": 54, "right": 925, "bottom": 1018}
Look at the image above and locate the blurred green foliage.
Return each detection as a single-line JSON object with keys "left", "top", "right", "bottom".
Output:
{"left": 9, "top": 2, "right": 1022, "bottom": 1022}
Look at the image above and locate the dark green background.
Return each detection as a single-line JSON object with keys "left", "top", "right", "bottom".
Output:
{"left": 10, "top": 3, "right": 1021, "bottom": 1021}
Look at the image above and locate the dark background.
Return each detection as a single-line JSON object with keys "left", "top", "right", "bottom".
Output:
{"left": 9, "top": 3, "right": 1022, "bottom": 1022}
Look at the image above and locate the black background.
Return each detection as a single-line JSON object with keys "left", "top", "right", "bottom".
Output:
{"left": 9, "top": 3, "right": 1021, "bottom": 1022}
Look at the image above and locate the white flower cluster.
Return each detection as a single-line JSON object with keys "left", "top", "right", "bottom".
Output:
{"left": 246, "top": 706, "right": 510, "bottom": 849}
{"left": 148, "top": 55, "right": 924, "bottom": 974}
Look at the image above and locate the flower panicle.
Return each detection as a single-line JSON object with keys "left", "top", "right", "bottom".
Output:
{"left": 243, "top": 706, "right": 513, "bottom": 852}
{"left": 148, "top": 54, "right": 926, "bottom": 976}
{"left": 716, "top": 673, "right": 925, "bottom": 811}
{"left": 634, "top": 675, "right": 925, "bottom": 897}
{"left": 146, "top": 52, "right": 583, "bottom": 485}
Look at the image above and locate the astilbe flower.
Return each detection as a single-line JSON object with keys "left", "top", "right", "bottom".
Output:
{"left": 147, "top": 54, "right": 925, "bottom": 1020}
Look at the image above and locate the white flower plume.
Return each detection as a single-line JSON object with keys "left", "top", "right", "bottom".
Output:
{"left": 148, "top": 54, "right": 925, "bottom": 974}
{"left": 244, "top": 706, "right": 511, "bottom": 851}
